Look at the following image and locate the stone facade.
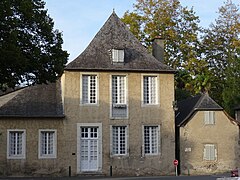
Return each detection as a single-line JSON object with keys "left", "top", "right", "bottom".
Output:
{"left": 180, "top": 111, "right": 239, "bottom": 175}
{"left": 62, "top": 71, "right": 175, "bottom": 176}
{"left": 0, "top": 118, "right": 66, "bottom": 176}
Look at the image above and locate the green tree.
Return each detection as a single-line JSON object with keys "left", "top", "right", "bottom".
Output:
{"left": 222, "top": 55, "right": 240, "bottom": 116}
{"left": 122, "top": 0, "right": 201, "bottom": 68}
{"left": 122, "top": 0, "right": 212, "bottom": 97}
{"left": 0, "top": 0, "right": 68, "bottom": 91}
{"left": 202, "top": 0, "right": 240, "bottom": 113}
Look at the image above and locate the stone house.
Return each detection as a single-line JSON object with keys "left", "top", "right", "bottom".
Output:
{"left": 175, "top": 93, "right": 239, "bottom": 175}
{"left": 0, "top": 12, "right": 176, "bottom": 176}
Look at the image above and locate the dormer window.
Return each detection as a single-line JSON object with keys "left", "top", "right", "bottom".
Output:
{"left": 112, "top": 49, "right": 124, "bottom": 63}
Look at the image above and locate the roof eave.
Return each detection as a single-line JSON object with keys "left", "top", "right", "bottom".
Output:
{"left": 0, "top": 115, "right": 65, "bottom": 118}
{"left": 64, "top": 68, "right": 176, "bottom": 74}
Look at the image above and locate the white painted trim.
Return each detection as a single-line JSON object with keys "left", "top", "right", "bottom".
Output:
{"left": 141, "top": 74, "right": 160, "bottom": 107}
{"left": 141, "top": 125, "right": 161, "bottom": 156}
{"left": 7, "top": 129, "right": 26, "bottom": 159}
{"left": 77, "top": 123, "right": 102, "bottom": 174}
{"left": 110, "top": 125, "right": 129, "bottom": 157}
{"left": 203, "top": 143, "right": 217, "bottom": 161}
{"left": 38, "top": 129, "right": 57, "bottom": 159}
{"left": 109, "top": 74, "right": 129, "bottom": 119}
{"left": 80, "top": 72, "right": 99, "bottom": 106}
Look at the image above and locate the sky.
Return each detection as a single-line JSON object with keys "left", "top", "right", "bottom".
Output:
{"left": 44, "top": 0, "right": 239, "bottom": 62}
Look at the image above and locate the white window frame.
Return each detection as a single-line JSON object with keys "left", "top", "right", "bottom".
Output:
{"left": 110, "top": 74, "right": 128, "bottom": 119}
{"left": 110, "top": 125, "right": 129, "bottom": 156}
{"left": 38, "top": 129, "right": 57, "bottom": 159}
{"left": 204, "top": 111, "right": 215, "bottom": 125}
{"left": 142, "top": 125, "right": 161, "bottom": 156}
{"left": 203, "top": 144, "right": 217, "bottom": 161}
{"left": 112, "top": 49, "right": 124, "bottom": 63}
{"left": 141, "top": 74, "right": 159, "bottom": 106}
{"left": 77, "top": 123, "right": 102, "bottom": 173}
{"left": 7, "top": 129, "right": 26, "bottom": 159}
{"left": 80, "top": 73, "right": 99, "bottom": 105}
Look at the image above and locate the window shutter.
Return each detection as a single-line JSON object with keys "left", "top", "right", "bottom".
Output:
{"left": 126, "top": 126, "right": 129, "bottom": 156}
{"left": 209, "top": 145, "right": 214, "bottom": 160}
{"left": 210, "top": 111, "right": 215, "bottom": 124}
{"left": 110, "top": 126, "right": 113, "bottom": 156}
{"left": 214, "top": 147, "right": 217, "bottom": 160}
{"left": 204, "top": 111, "right": 209, "bottom": 124}
{"left": 112, "top": 49, "right": 124, "bottom": 63}
{"left": 203, "top": 146, "right": 207, "bottom": 160}
{"left": 204, "top": 144, "right": 216, "bottom": 160}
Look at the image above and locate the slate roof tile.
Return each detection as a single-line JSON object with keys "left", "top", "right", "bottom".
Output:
{"left": 65, "top": 12, "right": 174, "bottom": 73}
{"left": 0, "top": 81, "right": 64, "bottom": 118}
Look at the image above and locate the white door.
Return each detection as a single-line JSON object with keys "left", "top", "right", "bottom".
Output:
{"left": 80, "top": 127, "right": 99, "bottom": 172}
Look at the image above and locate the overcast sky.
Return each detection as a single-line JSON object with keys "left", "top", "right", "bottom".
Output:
{"left": 44, "top": 0, "right": 239, "bottom": 62}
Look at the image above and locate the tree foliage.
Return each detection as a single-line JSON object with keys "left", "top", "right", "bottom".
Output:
{"left": 122, "top": 0, "right": 240, "bottom": 116}
{"left": 122, "top": 0, "right": 201, "bottom": 70}
{"left": 0, "top": 0, "right": 68, "bottom": 91}
{"left": 202, "top": 0, "right": 240, "bottom": 115}
{"left": 121, "top": 0, "right": 212, "bottom": 95}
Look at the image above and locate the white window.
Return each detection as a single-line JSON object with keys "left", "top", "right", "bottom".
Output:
{"left": 143, "top": 76, "right": 158, "bottom": 105}
{"left": 204, "top": 111, "right": 215, "bottom": 125}
{"left": 143, "top": 126, "right": 159, "bottom": 155}
{"left": 7, "top": 129, "right": 26, "bottom": 159}
{"left": 111, "top": 75, "right": 128, "bottom": 118}
{"left": 39, "top": 130, "right": 57, "bottom": 158}
{"left": 112, "top": 49, "right": 124, "bottom": 63}
{"left": 82, "top": 74, "right": 97, "bottom": 104}
{"left": 111, "top": 126, "right": 128, "bottom": 155}
{"left": 204, "top": 144, "right": 217, "bottom": 161}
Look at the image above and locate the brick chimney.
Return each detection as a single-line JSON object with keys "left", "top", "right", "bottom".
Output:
{"left": 152, "top": 36, "right": 164, "bottom": 62}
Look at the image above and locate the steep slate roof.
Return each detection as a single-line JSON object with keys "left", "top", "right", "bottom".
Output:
{"left": 65, "top": 12, "right": 174, "bottom": 73}
{"left": 176, "top": 93, "right": 223, "bottom": 127}
{"left": 0, "top": 81, "right": 64, "bottom": 118}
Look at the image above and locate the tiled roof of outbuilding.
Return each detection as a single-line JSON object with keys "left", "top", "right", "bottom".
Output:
{"left": 176, "top": 93, "right": 223, "bottom": 126}
{"left": 65, "top": 12, "right": 174, "bottom": 73}
{"left": 0, "top": 81, "right": 64, "bottom": 118}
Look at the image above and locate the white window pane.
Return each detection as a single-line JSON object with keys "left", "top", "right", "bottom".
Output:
{"left": 204, "top": 144, "right": 216, "bottom": 160}
{"left": 204, "top": 111, "right": 215, "bottom": 125}
{"left": 112, "top": 75, "right": 127, "bottom": 118}
{"left": 9, "top": 131, "right": 24, "bottom": 157}
{"left": 41, "top": 131, "right": 55, "bottom": 156}
{"left": 143, "top": 76, "right": 157, "bottom": 104}
{"left": 82, "top": 75, "right": 97, "bottom": 104}
{"left": 112, "top": 126, "right": 127, "bottom": 155}
{"left": 144, "top": 126, "right": 158, "bottom": 154}
{"left": 112, "top": 49, "right": 124, "bottom": 62}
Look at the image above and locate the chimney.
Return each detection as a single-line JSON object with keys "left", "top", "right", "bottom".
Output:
{"left": 152, "top": 37, "right": 164, "bottom": 62}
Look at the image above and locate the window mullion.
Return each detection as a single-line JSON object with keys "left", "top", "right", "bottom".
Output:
{"left": 149, "top": 127, "right": 152, "bottom": 153}
{"left": 15, "top": 133, "right": 18, "bottom": 155}
{"left": 117, "top": 77, "right": 120, "bottom": 104}
{"left": 46, "top": 133, "right": 49, "bottom": 155}
{"left": 88, "top": 76, "right": 91, "bottom": 103}
{"left": 149, "top": 77, "right": 152, "bottom": 104}
{"left": 118, "top": 127, "right": 120, "bottom": 155}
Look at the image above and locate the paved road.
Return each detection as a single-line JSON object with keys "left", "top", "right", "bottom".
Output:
{"left": 0, "top": 175, "right": 232, "bottom": 180}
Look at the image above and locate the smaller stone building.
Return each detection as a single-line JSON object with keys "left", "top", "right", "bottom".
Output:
{"left": 175, "top": 93, "right": 239, "bottom": 175}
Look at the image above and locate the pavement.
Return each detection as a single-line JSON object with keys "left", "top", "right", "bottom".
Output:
{"left": 0, "top": 175, "right": 236, "bottom": 180}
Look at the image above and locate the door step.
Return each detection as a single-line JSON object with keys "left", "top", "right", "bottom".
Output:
{"left": 78, "top": 172, "right": 106, "bottom": 176}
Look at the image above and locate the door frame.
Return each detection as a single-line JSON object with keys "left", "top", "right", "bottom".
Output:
{"left": 77, "top": 123, "right": 102, "bottom": 173}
